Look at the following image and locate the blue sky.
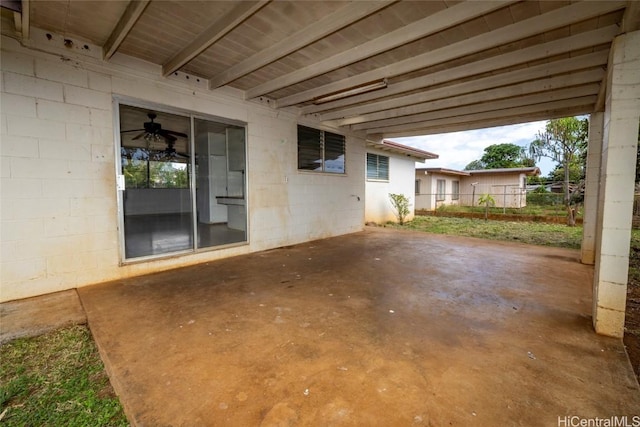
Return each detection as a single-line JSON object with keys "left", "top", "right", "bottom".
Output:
{"left": 394, "top": 120, "right": 556, "bottom": 176}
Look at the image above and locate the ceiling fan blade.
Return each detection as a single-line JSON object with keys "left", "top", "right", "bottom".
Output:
{"left": 121, "top": 128, "right": 145, "bottom": 133}
{"left": 163, "top": 134, "right": 177, "bottom": 143}
{"left": 131, "top": 132, "right": 146, "bottom": 140}
{"left": 162, "top": 129, "right": 188, "bottom": 138}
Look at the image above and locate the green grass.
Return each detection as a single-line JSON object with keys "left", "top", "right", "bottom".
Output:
{"left": 388, "top": 215, "right": 585, "bottom": 249}
{"left": 0, "top": 325, "right": 128, "bottom": 427}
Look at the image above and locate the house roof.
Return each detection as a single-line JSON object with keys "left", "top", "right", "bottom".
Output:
{"left": 417, "top": 166, "right": 541, "bottom": 177}
{"left": 368, "top": 140, "right": 438, "bottom": 161}
{"left": 465, "top": 167, "right": 541, "bottom": 176}
{"left": 416, "top": 168, "right": 471, "bottom": 177}
{"left": 2, "top": 1, "right": 635, "bottom": 137}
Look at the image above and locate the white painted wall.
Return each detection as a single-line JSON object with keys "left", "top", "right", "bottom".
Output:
{"left": 364, "top": 149, "right": 416, "bottom": 223}
{"left": 0, "top": 36, "right": 365, "bottom": 302}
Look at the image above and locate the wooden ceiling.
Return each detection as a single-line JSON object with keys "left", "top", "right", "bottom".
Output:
{"left": 3, "top": 0, "right": 638, "bottom": 138}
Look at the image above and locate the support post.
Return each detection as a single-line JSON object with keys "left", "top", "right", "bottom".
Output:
{"left": 592, "top": 30, "right": 640, "bottom": 337}
{"left": 581, "top": 112, "right": 604, "bottom": 265}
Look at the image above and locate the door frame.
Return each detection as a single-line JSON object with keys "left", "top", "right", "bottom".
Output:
{"left": 112, "top": 96, "right": 249, "bottom": 265}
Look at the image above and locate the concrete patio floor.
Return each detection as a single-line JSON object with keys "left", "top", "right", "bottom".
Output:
{"left": 79, "top": 227, "right": 640, "bottom": 426}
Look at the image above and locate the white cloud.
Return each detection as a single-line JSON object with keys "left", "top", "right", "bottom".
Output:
{"left": 393, "top": 120, "right": 555, "bottom": 175}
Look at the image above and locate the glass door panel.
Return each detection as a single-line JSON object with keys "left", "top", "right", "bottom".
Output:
{"left": 194, "top": 118, "right": 247, "bottom": 249}
{"left": 119, "top": 104, "right": 193, "bottom": 259}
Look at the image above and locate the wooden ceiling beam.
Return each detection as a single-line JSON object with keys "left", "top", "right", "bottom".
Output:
{"left": 208, "top": 0, "right": 396, "bottom": 89}
{"left": 1, "top": 0, "right": 22, "bottom": 12}
{"left": 162, "top": 0, "right": 269, "bottom": 77}
{"left": 274, "top": 0, "right": 625, "bottom": 108}
{"left": 359, "top": 85, "right": 599, "bottom": 134}
{"left": 305, "top": 26, "right": 616, "bottom": 116}
{"left": 381, "top": 106, "right": 592, "bottom": 138}
{"left": 621, "top": 0, "right": 640, "bottom": 33}
{"left": 244, "top": 0, "right": 518, "bottom": 100}
{"left": 103, "top": 0, "right": 150, "bottom": 60}
{"left": 378, "top": 99, "right": 595, "bottom": 138}
{"left": 334, "top": 58, "right": 607, "bottom": 126}
{"left": 16, "top": 0, "right": 29, "bottom": 39}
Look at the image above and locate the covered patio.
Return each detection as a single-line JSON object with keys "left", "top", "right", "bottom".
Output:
{"left": 2, "top": 1, "right": 640, "bottom": 423}
{"left": 79, "top": 228, "right": 639, "bottom": 426}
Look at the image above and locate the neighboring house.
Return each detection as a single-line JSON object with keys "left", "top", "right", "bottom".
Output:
{"left": 365, "top": 140, "right": 438, "bottom": 223}
{"left": 415, "top": 167, "right": 540, "bottom": 210}
{"left": 414, "top": 168, "right": 469, "bottom": 211}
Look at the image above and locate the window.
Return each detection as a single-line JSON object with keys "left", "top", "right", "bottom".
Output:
{"left": 436, "top": 179, "right": 446, "bottom": 201}
{"left": 366, "top": 153, "right": 389, "bottom": 181}
{"left": 415, "top": 179, "right": 421, "bottom": 194}
{"left": 297, "top": 125, "right": 345, "bottom": 174}
{"left": 452, "top": 180, "right": 460, "bottom": 200}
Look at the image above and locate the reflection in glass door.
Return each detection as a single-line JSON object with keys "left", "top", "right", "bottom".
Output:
{"left": 118, "top": 103, "right": 247, "bottom": 260}
{"left": 119, "top": 105, "right": 193, "bottom": 259}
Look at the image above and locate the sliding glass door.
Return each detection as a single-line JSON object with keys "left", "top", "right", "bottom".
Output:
{"left": 117, "top": 103, "right": 246, "bottom": 261}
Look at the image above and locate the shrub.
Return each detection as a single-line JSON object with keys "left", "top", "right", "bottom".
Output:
{"left": 389, "top": 193, "right": 411, "bottom": 225}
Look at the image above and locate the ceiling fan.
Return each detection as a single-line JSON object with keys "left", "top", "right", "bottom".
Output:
{"left": 121, "top": 112, "right": 189, "bottom": 159}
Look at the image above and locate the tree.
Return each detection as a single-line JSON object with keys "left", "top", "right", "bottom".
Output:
{"left": 477, "top": 193, "right": 495, "bottom": 221}
{"left": 530, "top": 117, "right": 588, "bottom": 226}
{"left": 547, "top": 162, "right": 583, "bottom": 184}
{"left": 464, "top": 143, "right": 533, "bottom": 170}
{"left": 464, "top": 159, "right": 485, "bottom": 170}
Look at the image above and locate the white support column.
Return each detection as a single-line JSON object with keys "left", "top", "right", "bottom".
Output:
{"left": 581, "top": 112, "right": 604, "bottom": 265}
{"left": 593, "top": 30, "right": 640, "bottom": 337}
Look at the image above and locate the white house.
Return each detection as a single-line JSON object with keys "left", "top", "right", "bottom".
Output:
{"left": 415, "top": 167, "right": 540, "bottom": 210}
{"left": 365, "top": 140, "right": 437, "bottom": 223}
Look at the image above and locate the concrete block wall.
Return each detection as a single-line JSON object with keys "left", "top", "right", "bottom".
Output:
{"left": 364, "top": 150, "right": 416, "bottom": 223}
{"left": 592, "top": 30, "right": 640, "bottom": 337}
{"left": 0, "top": 36, "right": 365, "bottom": 302}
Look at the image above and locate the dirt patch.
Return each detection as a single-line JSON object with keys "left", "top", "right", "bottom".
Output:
{"left": 625, "top": 245, "right": 640, "bottom": 384}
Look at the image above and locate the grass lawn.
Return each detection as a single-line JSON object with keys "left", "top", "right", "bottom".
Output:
{"left": 0, "top": 325, "right": 128, "bottom": 426}
{"left": 387, "top": 215, "right": 585, "bottom": 248}
{"left": 432, "top": 202, "right": 580, "bottom": 219}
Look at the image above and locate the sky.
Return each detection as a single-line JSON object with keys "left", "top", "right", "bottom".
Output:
{"left": 393, "top": 120, "right": 556, "bottom": 176}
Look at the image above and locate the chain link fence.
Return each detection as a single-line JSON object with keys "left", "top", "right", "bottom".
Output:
{"left": 415, "top": 190, "right": 576, "bottom": 222}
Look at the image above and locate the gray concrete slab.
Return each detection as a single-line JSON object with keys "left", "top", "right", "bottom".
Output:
{"left": 0, "top": 289, "right": 86, "bottom": 344}
{"left": 79, "top": 228, "right": 640, "bottom": 426}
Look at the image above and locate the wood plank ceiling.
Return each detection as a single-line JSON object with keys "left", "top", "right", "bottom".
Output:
{"left": 3, "top": 0, "right": 637, "bottom": 138}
